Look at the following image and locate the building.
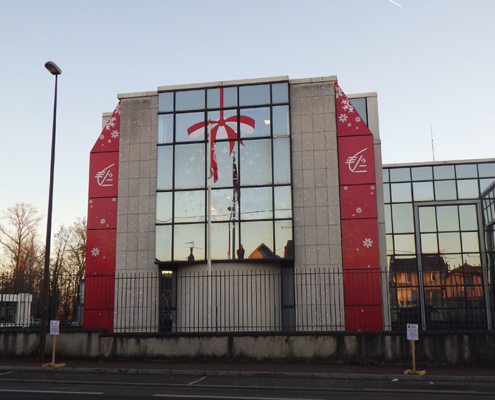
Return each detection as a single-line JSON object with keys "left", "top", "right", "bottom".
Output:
{"left": 84, "top": 75, "right": 390, "bottom": 333}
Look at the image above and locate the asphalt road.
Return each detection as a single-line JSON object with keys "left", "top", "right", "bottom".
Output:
{"left": 1, "top": 369, "right": 494, "bottom": 399}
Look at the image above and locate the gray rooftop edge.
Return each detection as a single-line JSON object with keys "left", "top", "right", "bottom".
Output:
{"left": 384, "top": 158, "right": 495, "bottom": 168}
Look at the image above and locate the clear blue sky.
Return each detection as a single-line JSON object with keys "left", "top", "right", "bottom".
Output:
{"left": 1, "top": 0, "right": 494, "bottom": 235}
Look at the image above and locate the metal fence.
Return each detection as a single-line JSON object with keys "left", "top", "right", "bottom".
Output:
{"left": 81, "top": 267, "right": 494, "bottom": 333}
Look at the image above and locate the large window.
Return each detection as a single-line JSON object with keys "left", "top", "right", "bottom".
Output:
{"left": 156, "top": 82, "right": 293, "bottom": 262}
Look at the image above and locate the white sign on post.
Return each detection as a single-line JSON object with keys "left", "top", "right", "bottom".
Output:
{"left": 50, "top": 320, "right": 60, "bottom": 336}
{"left": 406, "top": 323, "right": 418, "bottom": 341}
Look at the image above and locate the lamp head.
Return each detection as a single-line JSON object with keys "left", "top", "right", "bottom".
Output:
{"left": 45, "top": 61, "right": 62, "bottom": 75}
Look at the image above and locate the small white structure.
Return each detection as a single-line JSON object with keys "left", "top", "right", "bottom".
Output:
{"left": 0, "top": 293, "right": 32, "bottom": 327}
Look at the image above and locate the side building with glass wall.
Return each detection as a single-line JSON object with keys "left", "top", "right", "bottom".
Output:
{"left": 84, "top": 75, "right": 388, "bottom": 333}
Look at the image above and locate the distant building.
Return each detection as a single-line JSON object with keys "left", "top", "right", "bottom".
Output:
{"left": 0, "top": 293, "right": 32, "bottom": 327}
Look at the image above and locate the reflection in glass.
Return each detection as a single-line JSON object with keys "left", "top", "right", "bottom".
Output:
{"left": 157, "top": 146, "right": 173, "bottom": 190}
{"left": 480, "top": 178, "right": 495, "bottom": 193}
{"left": 240, "top": 187, "right": 273, "bottom": 220}
{"left": 273, "top": 106, "right": 290, "bottom": 137}
{"left": 240, "top": 221, "right": 274, "bottom": 259}
{"left": 411, "top": 166, "right": 433, "bottom": 181}
{"left": 240, "top": 139, "right": 272, "bottom": 185}
{"left": 385, "top": 205, "right": 392, "bottom": 233}
{"left": 438, "top": 232, "right": 461, "bottom": 253}
{"left": 175, "top": 143, "right": 205, "bottom": 189}
{"left": 391, "top": 183, "right": 412, "bottom": 202}
{"left": 386, "top": 234, "right": 394, "bottom": 255}
{"left": 435, "top": 180, "right": 457, "bottom": 200}
{"left": 390, "top": 168, "right": 411, "bottom": 182}
{"left": 419, "top": 207, "right": 436, "bottom": 232}
{"left": 206, "top": 109, "right": 237, "bottom": 140}
{"left": 176, "top": 89, "right": 205, "bottom": 111}
{"left": 436, "top": 206, "right": 459, "bottom": 231}
{"left": 211, "top": 189, "right": 236, "bottom": 222}
{"left": 158, "top": 114, "right": 173, "bottom": 144}
{"left": 393, "top": 234, "right": 416, "bottom": 255}
{"left": 478, "top": 163, "right": 495, "bottom": 178}
{"left": 240, "top": 108, "right": 270, "bottom": 138}
{"left": 174, "top": 224, "right": 205, "bottom": 261}
{"left": 176, "top": 112, "right": 205, "bottom": 142}
{"left": 421, "top": 233, "right": 438, "bottom": 254}
{"left": 207, "top": 87, "right": 237, "bottom": 109}
{"left": 391, "top": 203, "right": 414, "bottom": 233}
{"left": 274, "top": 186, "right": 292, "bottom": 218}
{"left": 273, "top": 138, "right": 291, "bottom": 184}
{"left": 156, "top": 192, "right": 172, "bottom": 223}
{"left": 210, "top": 222, "right": 238, "bottom": 260}
{"left": 275, "top": 220, "right": 293, "bottom": 257}
{"left": 457, "top": 179, "right": 479, "bottom": 199}
{"left": 174, "top": 190, "right": 205, "bottom": 223}
{"left": 210, "top": 140, "right": 238, "bottom": 188}
{"left": 272, "top": 82, "right": 289, "bottom": 104}
{"left": 158, "top": 92, "right": 173, "bottom": 112}
{"left": 434, "top": 165, "right": 455, "bottom": 180}
{"left": 463, "top": 253, "right": 481, "bottom": 266}
{"left": 456, "top": 164, "right": 478, "bottom": 179}
{"left": 156, "top": 225, "right": 172, "bottom": 262}
{"left": 413, "top": 181, "right": 434, "bottom": 201}
{"left": 461, "top": 232, "right": 480, "bottom": 253}
{"left": 444, "top": 254, "right": 462, "bottom": 269}
{"left": 239, "top": 84, "right": 270, "bottom": 106}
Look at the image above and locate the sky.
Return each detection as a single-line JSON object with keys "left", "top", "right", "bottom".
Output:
{"left": 0, "top": 0, "right": 494, "bottom": 237}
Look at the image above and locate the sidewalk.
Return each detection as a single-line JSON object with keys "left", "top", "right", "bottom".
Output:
{"left": 0, "top": 357, "right": 494, "bottom": 382}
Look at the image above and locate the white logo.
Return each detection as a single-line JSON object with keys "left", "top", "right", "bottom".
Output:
{"left": 95, "top": 163, "right": 115, "bottom": 187}
{"left": 345, "top": 148, "right": 367, "bottom": 173}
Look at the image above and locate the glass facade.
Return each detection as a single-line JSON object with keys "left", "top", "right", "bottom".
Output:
{"left": 156, "top": 82, "right": 293, "bottom": 263}
{"left": 384, "top": 161, "right": 495, "bottom": 329}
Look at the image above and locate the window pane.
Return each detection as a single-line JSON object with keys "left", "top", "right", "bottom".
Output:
{"left": 411, "top": 166, "right": 432, "bottom": 181}
{"left": 239, "top": 84, "right": 270, "bottom": 106}
{"left": 436, "top": 206, "right": 459, "bottom": 231}
{"left": 391, "top": 203, "right": 414, "bottom": 233}
{"left": 413, "top": 181, "right": 434, "bottom": 201}
{"left": 240, "top": 108, "right": 270, "bottom": 138}
{"left": 274, "top": 186, "right": 292, "bottom": 218}
{"left": 240, "top": 187, "right": 273, "bottom": 220}
{"left": 478, "top": 163, "right": 495, "bottom": 178}
{"left": 207, "top": 87, "right": 237, "bottom": 109}
{"left": 438, "top": 232, "right": 461, "bottom": 253}
{"left": 457, "top": 179, "right": 479, "bottom": 199}
{"left": 211, "top": 141, "right": 238, "bottom": 188}
{"left": 176, "top": 112, "right": 205, "bottom": 142}
{"left": 158, "top": 114, "right": 173, "bottom": 144}
{"left": 272, "top": 82, "right": 289, "bottom": 104}
{"left": 156, "top": 225, "right": 172, "bottom": 262}
{"left": 273, "top": 138, "right": 291, "bottom": 184}
{"left": 156, "top": 192, "right": 172, "bottom": 224}
{"left": 383, "top": 169, "right": 389, "bottom": 183}
{"left": 391, "top": 182, "right": 412, "bottom": 202}
{"left": 210, "top": 222, "right": 238, "bottom": 260}
{"left": 421, "top": 233, "right": 438, "bottom": 254}
{"left": 206, "top": 109, "right": 237, "bottom": 142}
{"left": 390, "top": 168, "right": 411, "bottom": 182}
{"left": 456, "top": 164, "right": 478, "bottom": 179}
{"left": 435, "top": 180, "right": 457, "bottom": 200}
{"left": 174, "top": 224, "right": 205, "bottom": 261}
{"left": 176, "top": 89, "right": 205, "bottom": 111}
{"left": 275, "top": 220, "right": 293, "bottom": 257}
{"left": 480, "top": 178, "right": 495, "bottom": 193}
{"left": 157, "top": 146, "right": 173, "bottom": 190}
{"left": 394, "top": 234, "right": 415, "bottom": 255}
{"left": 349, "top": 98, "right": 367, "bottom": 125}
{"left": 386, "top": 234, "right": 394, "bottom": 255}
{"left": 273, "top": 105, "right": 290, "bottom": 137}
{"left": 459, "top": 205, "right": 478, "bottom": 231}
{"left": 383, "top": 184, "right": 390, "bottom": 203}
{"left": 175, "top": 143, "right": 205, "bottom": 189}
{"left": 174, "top": 190, "right": 205, "bottom": 223}
{"left": 158, "top": 92, "right": 173, "bottom": 112}
{"left": 461, "top": 232, "right": 479, "bottom": 253}
{"left": 434, "top": 165, "right": 455, "bottom": 180}
{"left": 385, "top": 205, "right": 392, "bottom": 233}
{"left": 240, "top": 139, "right": 272, "bottom": 185}
{"left": 211, "top": 189, "right": 236, "bottom": 222}
{"left": 240, "top": 221, "right": 274, "bottom": 259}
{"left": 419, "top": 207, "right": 437, "bottom": 232}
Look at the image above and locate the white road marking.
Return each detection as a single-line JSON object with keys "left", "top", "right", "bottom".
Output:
{"left": 0, "top": 389, "right": 103, "bottom": 395}
{"left": 0, "top": 371, "right": 14, "bottom": 376}
{"left": 187, "top": 375, "right": 207, "bottom": 385}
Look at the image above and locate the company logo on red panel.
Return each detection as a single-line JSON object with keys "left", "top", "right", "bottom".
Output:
{"left": 88, "top": 152, "right": 119, "bottom": 198}
{"left": 338, "top": 136, "right": 375, "bottom": 185}
{"left": 341, "top": 219, "right": 380, "bottom": 270}
{"left": 87, "top": 197, "right": 118, "bottom": 230}
{"left": 340, "top": 184, "right": 378, "bottom": 220}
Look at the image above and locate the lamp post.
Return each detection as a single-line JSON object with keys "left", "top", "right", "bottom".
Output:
{"left": 39, "top": 61, "right": 61, "bottom": 362}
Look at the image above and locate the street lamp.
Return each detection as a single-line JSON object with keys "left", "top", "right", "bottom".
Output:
{"left": 39, "top": 61, "right": 61, "bottom": 362}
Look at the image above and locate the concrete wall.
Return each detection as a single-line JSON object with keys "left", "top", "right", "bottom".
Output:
{"left": 3, "top": 330, "right": 495, "bottom": 366}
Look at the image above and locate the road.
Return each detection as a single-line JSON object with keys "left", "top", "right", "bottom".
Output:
{"left": 1, "top": 369, "right": 494, "bottom": 399}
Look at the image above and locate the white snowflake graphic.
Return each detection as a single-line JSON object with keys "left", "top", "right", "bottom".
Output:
{"left": 115, "top": 103, "right": 121, "bottom": 115}
{"left": 343, "top": 186, "right": 348, "bottom": 190}
{"left": 99, "top": 134, "right": 105, "bottom": 140}
{"left": 371, "top": 185, "right": 375, "bottom": 190}
{"left": 100, "top": 219, "right": 106, "bottom": 225}
{"left": 356, "top": 207, "right": 362, "bottom": 214}
{"left": 91, "top": 247, "right": 100, "bottom": 257}
{"left": 363, "top": 238, "right": 373, "bottom": 248}
{"left": 111, "top": 130, "right": 119, "bottom": 139}
{"left": 355, "top": 117, "right": 361, "bottom": 122}
{"left": 338, "top": 114, "right": 348, "bottom": 123}
{"left": 105, "top": 119, "right": 116, "bottom": 130}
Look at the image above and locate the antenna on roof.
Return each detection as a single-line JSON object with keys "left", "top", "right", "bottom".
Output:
{"left": 431, "top": 126, "right": 435, "bottom": 162}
